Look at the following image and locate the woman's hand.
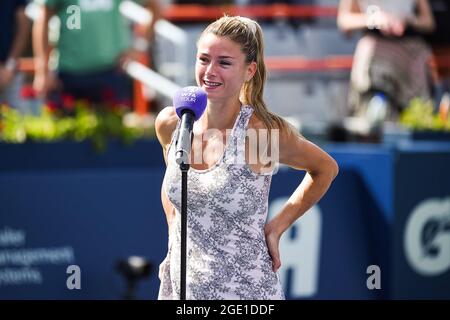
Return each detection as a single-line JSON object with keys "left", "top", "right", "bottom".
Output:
{"left": 0, "top": 65, "right": 14, "bottom": 89}
{"left": 371, "top": 10, "right": 406, "bottom": 36}
{"left": 265, "top": 221, "right": 282, "bottom": 272}
{"left": 33, "top": 71, "right": 59, "bottom": 98}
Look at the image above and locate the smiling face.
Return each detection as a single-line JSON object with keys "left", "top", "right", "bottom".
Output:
{"left": 195, "top": 33, "right": 256, "bottom": 103}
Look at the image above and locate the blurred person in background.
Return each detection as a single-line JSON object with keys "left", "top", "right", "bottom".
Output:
{"left": 426, "top": 0, "right": 450, "bottom": 104}
{"left": 0, "top": 0, "right": 31, "bottom": 111}
{"left": 33, "top": 0, "right": 162, "bottom": 109}
{"left": 337, "top": 0, "right": 436, "bottom": 130}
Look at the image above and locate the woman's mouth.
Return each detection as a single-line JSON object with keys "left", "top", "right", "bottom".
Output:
{"left": 203, "top": 80, "right": 222, "bottom": 88}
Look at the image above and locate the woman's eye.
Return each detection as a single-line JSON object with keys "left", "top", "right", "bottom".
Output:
{"left": 220, "top": 61, "right": 231, "bottom": 66}
{"left": 198, "top": 57, "right": 208, "bottom": 63}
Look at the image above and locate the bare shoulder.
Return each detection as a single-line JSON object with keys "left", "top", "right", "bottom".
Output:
{"left": 247, "top": 112, "right": 267, "bottom": 131}
{"left": 247, "top": 111, "right": 291, "bottom": 138}
{"left": 155, "top": 106, "right": 179, "bottom": 148}
{"left": 246, "top": 112, "right": 271, "bottom": 145}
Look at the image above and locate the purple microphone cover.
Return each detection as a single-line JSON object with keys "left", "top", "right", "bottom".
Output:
{"left": 173, "top": 86, "right": 207, "bottom": 120}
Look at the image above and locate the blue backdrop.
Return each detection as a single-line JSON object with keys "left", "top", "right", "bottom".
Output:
{"left": 0, "top": 139, "right": 449, "bottom": 299}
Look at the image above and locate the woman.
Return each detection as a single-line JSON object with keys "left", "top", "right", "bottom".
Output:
{"left": 337, "top": 0, "right": 436, "bottom": 122}
{"left": 155, "top": 16, "right": 339, "bottom": 300}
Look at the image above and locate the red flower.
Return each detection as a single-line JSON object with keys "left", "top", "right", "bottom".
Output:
{"left": 20, "top": 85, "right": 36, "bottom": 99}
{"left": 46, "top": 100, "right": 58, "bottom": 112}
{"left": 61, "top": 94, "right": 75, "bottom": 110}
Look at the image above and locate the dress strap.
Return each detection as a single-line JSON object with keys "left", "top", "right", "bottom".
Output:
{"left": 167, "top": 119, "right": 181, "bottom": 162}
{"left": 224, "top": 105, "right": 254, "bottom": 165}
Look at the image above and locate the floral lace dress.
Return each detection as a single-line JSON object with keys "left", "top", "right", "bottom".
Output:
{"left": 158, "top": 105, "right": 285, "bottom": 300}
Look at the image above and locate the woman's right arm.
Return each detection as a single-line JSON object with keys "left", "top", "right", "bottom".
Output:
{"left": 337, "top": 0, "right": 367, "bottom": 34}
{"left": 155, "top": 107, "right": 179, "bottom": 233}
{"left": 33, "top": 5, "right": 57, "bottom": 97}
{"left": 338, "top": 0, "right": 410, "bottom": 37}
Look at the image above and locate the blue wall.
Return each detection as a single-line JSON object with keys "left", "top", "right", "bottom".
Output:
{"left": 0, "top": 140, "right": 449, "bottom": 299}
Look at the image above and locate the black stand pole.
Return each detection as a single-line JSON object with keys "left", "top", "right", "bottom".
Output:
{"left": 180, "top": 162, "right": 189, "bottom": 300}
{"left": 175, "top": 110, "right": 195, "bottom": 300}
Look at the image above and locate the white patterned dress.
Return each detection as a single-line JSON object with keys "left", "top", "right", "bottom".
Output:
{"left": 158, "top": 105, "right": 285, "bottom": 300}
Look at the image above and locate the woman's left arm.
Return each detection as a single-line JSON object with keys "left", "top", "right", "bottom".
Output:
{"left": 265, "top": 130, "right": 339, "bottom": 272}
{"left": 406, "top": 0, "right": 436, "bottom": 34}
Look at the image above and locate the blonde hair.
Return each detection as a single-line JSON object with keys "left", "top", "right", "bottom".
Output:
{"left": 199, "top": 15, "right": 297, "bottom": 136}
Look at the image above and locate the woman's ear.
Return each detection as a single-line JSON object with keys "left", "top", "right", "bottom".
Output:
{"left": 246, "top": 61, "right": 257, "bottom": 81}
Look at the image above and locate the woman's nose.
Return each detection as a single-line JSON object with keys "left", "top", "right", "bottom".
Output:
{"left": 205, "top": 62, "right": 216, "bottom": 76}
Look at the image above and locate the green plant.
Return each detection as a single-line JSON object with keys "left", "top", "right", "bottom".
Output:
{"left": 0, "top": 103, "right": 155, "bottom": 152}
{"left": 400, "top": 98, "right": 450, "bottom": 132}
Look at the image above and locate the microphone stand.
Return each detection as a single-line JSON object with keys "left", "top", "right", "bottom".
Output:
{"left": 179, "top": 161, "right": 189, "bottom": 300}
{"left": 175, "top": 110, "right": 195, "bottom": 301}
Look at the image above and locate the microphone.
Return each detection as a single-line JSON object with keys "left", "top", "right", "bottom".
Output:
{"left": 173, "top": 86, "right": 207, "bottom": 166}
